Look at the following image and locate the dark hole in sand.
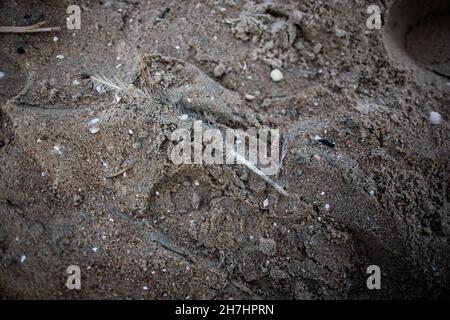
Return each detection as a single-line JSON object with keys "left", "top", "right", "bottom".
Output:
{"left": 383, "top": 0, "right": 450, "bottom": 87}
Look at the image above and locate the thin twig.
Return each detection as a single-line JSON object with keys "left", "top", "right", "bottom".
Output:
{"left": 0, "top": 21, "right": 60, "bottom": 34}
{"left": 106, "top": 166, "right": 133, "bottom": 179}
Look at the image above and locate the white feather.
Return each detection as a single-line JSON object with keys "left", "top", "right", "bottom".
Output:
{"left": 227, "top": 147, "right": 289, "bottom": 197}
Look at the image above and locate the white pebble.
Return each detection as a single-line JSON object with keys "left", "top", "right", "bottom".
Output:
{"left": 270, "top": 69, "right": 283, "bottom": 82}
{"left": 73, "top": 79, "right": 80, "bottom": 86}
{"left": 324, "top": 203, "right": 331, "bottom": 210}
{"left": 263, "top": 198, "right": 269, "bottom": 208}
{"left": 92, "top": 247, "right": 98, "bottom": 252}
{"left": 53, "top": 36, "right": 59, "bottom": 42}
{"left": 335, "top": 28, "right": 347, "bottom": 38}
{"left": 52, "top": 145, "right": 62, "bottom": 155}
{"left": 20, "top": 255, "right": 26, "bottom": 263}
{"left": 429, "top": 111, "right": 442, "bottom": 125}
{"left": 0, "top": 71, "right": 5, "bottom": 80}
{"left": 56, "top": 54, "right": 64, "bottom": 59}
{"left": 143, "top": 286, "right": 149, "bottom": 291}
{"left": 128, "top": 129, "right": 134, "bottom": 135}
{"left": 89, "top": 127, "right": 100, "bottom": 134}
{"left": 88, "top": 118, "right": 100, "bottom": 126}
{"left": 320, "top": 191, "right": 325, "bottom": 196}
{"left": 245, "top": 94, "right": 256, "bottom": 101}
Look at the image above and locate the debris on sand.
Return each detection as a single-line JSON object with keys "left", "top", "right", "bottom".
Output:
{"left": 0, "top": 21, "right": 60, "bottom": 34}
{"left": 270, "top": 68, "right": 283, "bottom": 82}
{"left": 230, "top": 2, "right": 311, "bottom": 68}
{"left": 88, "top": 118, "right": 100, "bottom": 134}
{"left": 89, "top": 127, "right": 100, "bottom": 134}
{"left": 213, "top": 61, "right": 226, "bottom": 78}
{"left": 429, "top": 111, "right": 442, "bottom": 125}
{"left": 259, "top": 238, "right": 276, "bottom": 256}
{"left": 51, "top": 145, "right": 63, "bottom": 156}
{"left": 244, "top": 94, "right": 256, "bottom": 101}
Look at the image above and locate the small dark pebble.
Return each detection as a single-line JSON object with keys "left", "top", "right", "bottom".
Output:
{"left": 17, "top": 47, "right": 25, "bottom": 54}
{"left": 317, "top": 139, "right": 336, "bottom": 148}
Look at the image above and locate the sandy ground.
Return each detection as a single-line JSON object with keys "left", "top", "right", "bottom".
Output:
{"left": 0, "top": 0, "right": 449, "bottom": 299}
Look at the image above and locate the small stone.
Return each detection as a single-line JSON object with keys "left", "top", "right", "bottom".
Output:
{"left": 324, "top": 203, "right": 331, "bottom": 210}
{"left": 335, "top": 28, "right": 347, "bottom": 38}
{"left": 245, "top": 94, "right": 256, "bottom": 101}
{"left": 143, "top": 286, "right": 149, "bottom": 290}
{"left": 259, "top": 238, "right": 277, "bottom": 256}
{"left": 270, "top": 68, "right": 283, "bottom": 82}
{"left": 0, "top": 71, "right": 5, "bottom": 80}
{"left": 289, "top": 10, "right": 304, "bottom": 25}
{"left": 56, "top": 54, "right": 64, "bottom": 59}
{"left": 52, "top": 145, "right": 62, "bottom": 156}
{"left": 128, "top": 129, "right": 134, "bottom": 135}
{"left": 89, "top": 127, "right": 100, "bottom": 134}
{"left": 263, "top": 198, "right": 269, "bottom": 208}
{"left": 88, "top": 118, "right": 100, "bottom": 126}
{"left": 313, "top": 43, "right": 322, "bottom": 54}
{"left": 213, "top": 62, "right": 226, "bottom": 78}
{"left": 92, "top": 247, "right": 98, "bottom": 252}
{"left": 53, "top": 36, "right": 59, "bottom": 42}
{"left": 429, "top": 111, "right": 442, "bottom": 125}
{"left": 20, "top": 255, "right": 26, "bottom": 263}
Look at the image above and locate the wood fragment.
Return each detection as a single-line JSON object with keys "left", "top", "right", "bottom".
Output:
{"left": 106, "top": 166, "right": 133, "bottom": 179}
{"left": 0, "top": 21, "right": 60, "bottom": 34}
